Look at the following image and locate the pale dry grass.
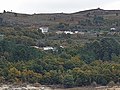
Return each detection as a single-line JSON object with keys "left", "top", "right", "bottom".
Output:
{"left": 54, "top": 87, "right": 96, "bottom": 90}
{"left": 54, "top": 86, "right": 120, "bottom": 90}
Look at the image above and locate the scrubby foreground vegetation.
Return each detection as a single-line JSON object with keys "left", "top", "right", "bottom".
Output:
{"left": 1, "top": 33, "right": 120, "bottom": 88}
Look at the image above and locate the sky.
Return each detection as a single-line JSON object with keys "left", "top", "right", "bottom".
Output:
{"left": 0, "top": 0, "right": 120, "bottom": 14}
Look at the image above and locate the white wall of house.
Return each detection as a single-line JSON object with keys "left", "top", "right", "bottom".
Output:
{"left": 110, "top": 27, "right": 116, "bottom": 31}
{"left": 64, "top": 31, "right": 74, "bottom": 34}
{"left": 31, "top": 46, "right": 39, "bottom": 49}
{"left": 75, "top": 31, "right": 79, "bottom": 34}
{"left": 43, "top": 47, "right": 53, "bottom": 50}
{"left": 39, "top": 27, "right": 48, "bottom": 34}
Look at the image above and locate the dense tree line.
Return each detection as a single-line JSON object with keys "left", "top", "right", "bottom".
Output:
{"left": 79, "top": 38, "right": 120, "bottom": 63}
{"left": 0, "top": 40, "right": 43, "bottom": 61}
{"left": 0, "top": 38, "right": 120, "bottom": 88}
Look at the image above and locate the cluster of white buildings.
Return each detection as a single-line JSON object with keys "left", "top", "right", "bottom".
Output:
{"left": 32, "top": 46, "right": 64, "bottom": 51}
{"left": 38, "top": 27, "right": 86, "bottom": 35}
{"left": 32, "top": 46, "right": 54, "bottom": 51}
{"left": 56, "top": 30, "right": 85, "bottom": 35}
{"left": 38, "top": 26, "right": 120, "bottom": 37}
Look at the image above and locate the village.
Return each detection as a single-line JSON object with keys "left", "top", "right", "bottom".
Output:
{"left": 29, "top": 26, "right": 120, "bottom": 51}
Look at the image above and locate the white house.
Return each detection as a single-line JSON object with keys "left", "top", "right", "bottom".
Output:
{"left": 74, "top": 31, "right": 79, "bottom": 34}
{"left": 31, "top": 46, "right": 40, "bottom": 49}
{"left": 64, "top": 31, "right": 74, "bottom": 34}
{"left": 110, "top": 27, "right": 116, "bottom": 31}
{"left": 39, "top": 27, "right": 48, "bottom": 34}
{"left": 43, "top": 47, "right": 54, "bottom": 50}
{"left": 60, "top": 46, "right": 64, "bottom": 48}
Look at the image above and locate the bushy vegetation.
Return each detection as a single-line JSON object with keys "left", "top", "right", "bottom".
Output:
{"left": 1, "top": 36, "right": 120, "bottom": 87}
{"left": 0, "top": 11, "right": 120, "bottom": 87}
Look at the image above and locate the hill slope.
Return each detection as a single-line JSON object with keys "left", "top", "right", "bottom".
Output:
{"left": 0, "top": 8, "right": 120, "bottom": 30}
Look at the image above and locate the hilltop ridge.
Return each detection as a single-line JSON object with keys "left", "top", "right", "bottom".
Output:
{"left": 0, "top": 8, "right": 120, "bottom": 30}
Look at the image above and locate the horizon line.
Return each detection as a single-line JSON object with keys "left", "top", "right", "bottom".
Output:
{"left": 1, "top": 8, "right": 120, "bottom": 15}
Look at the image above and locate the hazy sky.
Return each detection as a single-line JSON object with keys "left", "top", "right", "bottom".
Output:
{"left": 0, "top": 0, "right": 120, "bottom": 14}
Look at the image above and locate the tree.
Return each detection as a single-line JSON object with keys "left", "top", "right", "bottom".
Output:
{"left": 116, "top": 13, "right": 118, "bottom": 16}
{"left": 21, "top": 70, "right": 42, "bottom": 83}
{"left": 91, "top": 81, "right": 97, "bottom": 87}
{"left": 3, "top": 10, "right": 6, "bottom": 13}
{"left": 8, "top": 67, "right": 21, "bottom": 82}
{"left": 96, "top": 75, "right": 108, "bottom": 85}
{"left": 14, "top": 13, "right": 17, "bottom": 17}
{"left": 0, "top": 18, "right": 3, "bottom": 25}
{"left": 107, "top": 81, "right": 115, "bottom": 87}
{"left": 82, "top": 38, "right": 120, "bottom": 61}
{"left": 63, "top": 74, "right": 74, "bottom": 88}
{"left": 93, "top": 15, "right": 104, "bottom": 26}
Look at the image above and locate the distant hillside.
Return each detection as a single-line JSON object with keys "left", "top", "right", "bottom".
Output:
{"left": 1, "top": 8, "right": 120, "bottom": 30}
{"left": 73, "top": 8, "right": 120, "bottom": 15}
